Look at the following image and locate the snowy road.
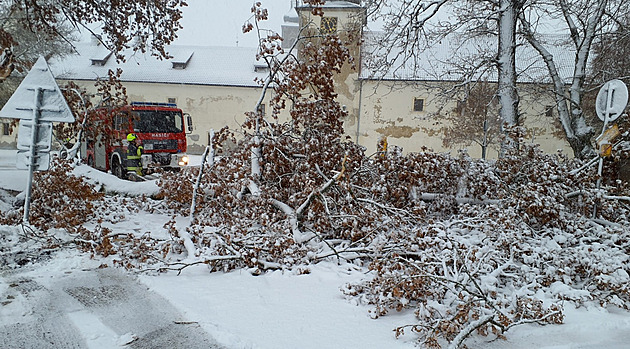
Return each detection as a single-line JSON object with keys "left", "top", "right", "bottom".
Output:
{"left": 0, "top": 267, "right": 224, "bottom": 349}
{"left": 0, "top": 149, "right": 26, "bottom": 192}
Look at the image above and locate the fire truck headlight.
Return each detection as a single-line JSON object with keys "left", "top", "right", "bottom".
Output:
{"left": 178, "top": 155, "right": 189, "bottom": 166}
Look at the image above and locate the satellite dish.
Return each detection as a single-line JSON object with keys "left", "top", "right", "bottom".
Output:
{"left": 596, "top": 79, "right": 628, "bottom": 122}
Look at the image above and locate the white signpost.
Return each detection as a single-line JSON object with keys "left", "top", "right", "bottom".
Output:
{"left": 593, "top": 79, "right": 628, "bottom": 217}
{"left": 0, "top": 56, "right": 75, "bottom": 223}
{"left": 596, "top": 79, "right": 628, "bottom": 125}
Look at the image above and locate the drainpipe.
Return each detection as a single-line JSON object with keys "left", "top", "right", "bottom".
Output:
{"left": 356, "top": 78, "right": 363, "bottom": 144}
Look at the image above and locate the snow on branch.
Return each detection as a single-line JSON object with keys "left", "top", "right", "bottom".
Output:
{"left": 447, "top": 314, "right": 494, "bottom": 349}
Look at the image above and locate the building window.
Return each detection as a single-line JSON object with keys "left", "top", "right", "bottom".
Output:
{"left": 2, "top": 123, "right": 9, "bottom": 136}
{"left": 114, "top": 113, "right": 129, "bottom": 131}
{"left": 320, "top": 16, "right": 338, "bottom": 34}
{"left": 413, "top": 98, "right": 425, "bottom": 112}
{"left": 168, "top": 97, "right": 177, "bottom": 104}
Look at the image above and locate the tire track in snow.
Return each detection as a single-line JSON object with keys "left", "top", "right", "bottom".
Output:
{"left": 0, "top": 278, "right": 84, "bottom": 348}
{"left": 1, "top": 267, "right": 224, "bottom": 348}
{"left": 61, "top": 267, "right": 225, "bottom": 348}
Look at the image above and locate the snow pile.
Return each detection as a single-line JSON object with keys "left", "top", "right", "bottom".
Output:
{"left": 147, "top": 137, "right": 629, "bottom": 347}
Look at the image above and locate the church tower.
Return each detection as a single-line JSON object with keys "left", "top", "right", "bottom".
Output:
{"left": 283, "top": 1, "right": 366, "bottom": 137}
{"left": 288, "top": 1, "right": 364, "bottom": 64}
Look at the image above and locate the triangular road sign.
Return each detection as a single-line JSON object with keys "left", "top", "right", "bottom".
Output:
{"left": 0, "top": 55, "right": 75, "bottom": 122}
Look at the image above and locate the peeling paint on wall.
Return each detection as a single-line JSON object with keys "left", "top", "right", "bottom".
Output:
{"left": 372, "top": 101, "right": 397, "bottom": 127}
{"left": 375, "top": 125, "right": 420, "bottom": 138}
{"left": 185, "top": 95, "right": 245, "bottom": 110}
{"left": 187, "top": 143, "right": 207, "bottom": 155}
{"left": 335, "top": 68, "right": 354, "bottom": 99}
{"left": 344, "top": 108, "right": 358, "bottom": 127}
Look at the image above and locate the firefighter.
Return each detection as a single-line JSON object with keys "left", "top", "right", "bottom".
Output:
{"left": 126, "top": 133, "right": 144, "bottom": 177}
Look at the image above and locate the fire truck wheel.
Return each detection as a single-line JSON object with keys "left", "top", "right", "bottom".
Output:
{"left": 111, "top": 158, "right": 125, "bottom": 179}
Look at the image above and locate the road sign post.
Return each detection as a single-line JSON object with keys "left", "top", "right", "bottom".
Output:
{"left": 593, "top": 79, "right": 629, "bottom": 217}
{"left": 22, "top": 87, "right": 44, "bottom": 222}
{"left": 0, "top": 56, "right": 75, "bottom": 224}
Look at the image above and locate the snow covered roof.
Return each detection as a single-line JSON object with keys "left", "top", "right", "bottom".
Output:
{"left": 296, "top": 0, "right": 362, "bottom": 9}
{"left": 50, "top": 42, "right": 269, "bottom": 88}
{"left": 50, "top": 32, "right": 578, "bottom": 88}
{"left": 360, "top": 33, "right": 577, "bottom": 84}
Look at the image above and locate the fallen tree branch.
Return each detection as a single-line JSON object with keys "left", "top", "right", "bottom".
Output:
{"left": 296, "top": 154, "right": 347, "bottom": 219}
{"left": 420, "top": 193, "right": 501, "bottom": 205}
{"left": 447, "top": 314, "right": 494, "bottom": 349}
{"left": 588, "top": 218, "right": 622, "bottom": 228}
{"left": 270, "top": 154, "right": 348, "bottom": 243}
{"left": 191, "top": 134, "right": 214, "bottom": 220}
{"left": 502, "top": 310, "right": 564, "bottom": 332}
{"left": 315, "top": 247, "right": 373, "bottom": 260}
{"left": 602, "top": 194, "right": 630, "bottom": 202}
{"left": 569, "top": 156, "right": 599, "bottom": 175}
{"left": 141, "top": 254, "right": 242, "bottom": 275}
{"left": 566, "top": 192, "right": 630, "bottom": 202}
{"left": 355, "top": 197, "right": 407, "bottom": 214}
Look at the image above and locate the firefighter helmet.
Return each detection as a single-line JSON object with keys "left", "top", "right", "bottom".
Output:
{"left": 127, "top": 133, "right": 137, "bottom": 142}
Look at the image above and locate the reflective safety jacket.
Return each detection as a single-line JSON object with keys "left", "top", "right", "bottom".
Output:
{"left": 126, "top": 143, "right": 144, "bottom": 175}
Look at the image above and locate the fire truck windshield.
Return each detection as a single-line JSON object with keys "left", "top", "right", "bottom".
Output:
{"left": 132, "top": 110, "right": 184, "bottom": 133}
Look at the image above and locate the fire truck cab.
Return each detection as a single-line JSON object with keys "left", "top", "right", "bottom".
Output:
{"left": 82, "top": 102, "right": 190, "bottom": 179}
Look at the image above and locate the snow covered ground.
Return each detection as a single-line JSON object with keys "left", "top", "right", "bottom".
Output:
{"left": 1, "top": 148, "right": 630, "bottom": 348}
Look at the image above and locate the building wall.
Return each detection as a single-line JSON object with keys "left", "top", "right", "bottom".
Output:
{"left": 291, "top": 3, "right": 573, "bottom": 158}
{"left": 354, "top": 80, "right": 449, "bottom": 155}
{"left": 354, "top": 80, "right": 572, "bottom": 158}
{"left": 0, "top": 76, "right": 573, "bottom": 158}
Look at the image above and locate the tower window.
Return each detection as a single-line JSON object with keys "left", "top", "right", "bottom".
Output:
{"left": 320, "top": 17, "right": 338, "bottom": 34}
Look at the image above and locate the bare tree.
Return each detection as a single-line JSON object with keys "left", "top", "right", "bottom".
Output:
{"left": 0, "top": 0, "right": 187, "bottom": 81}
{"left": 0, "top": 3, "right": 75, "bottom": 106}
{"left": 590, "top": 10, "right": 630, "bottom": 85}
{"left": 364, "top": 0, "right": 525, "bottom": 154}
{"left": 427, "top": 81, "right": 501, "bottom": 158}
{"left": 517, "top": 0, "right": 628, "bottom": 159}
{"left": 497, "top": 0, "right": 525, "bottom": 127}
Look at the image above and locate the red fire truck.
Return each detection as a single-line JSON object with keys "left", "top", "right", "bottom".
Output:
{"left": 81, "top": 102, "right": 191, "bottom": 179}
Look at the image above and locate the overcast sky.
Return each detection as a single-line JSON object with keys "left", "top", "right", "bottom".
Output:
{"left": 76, "top": 0, "right": 290, "bottom": 48}
{"left": 80, "top": 1, "right": 565, "bottom": 49}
